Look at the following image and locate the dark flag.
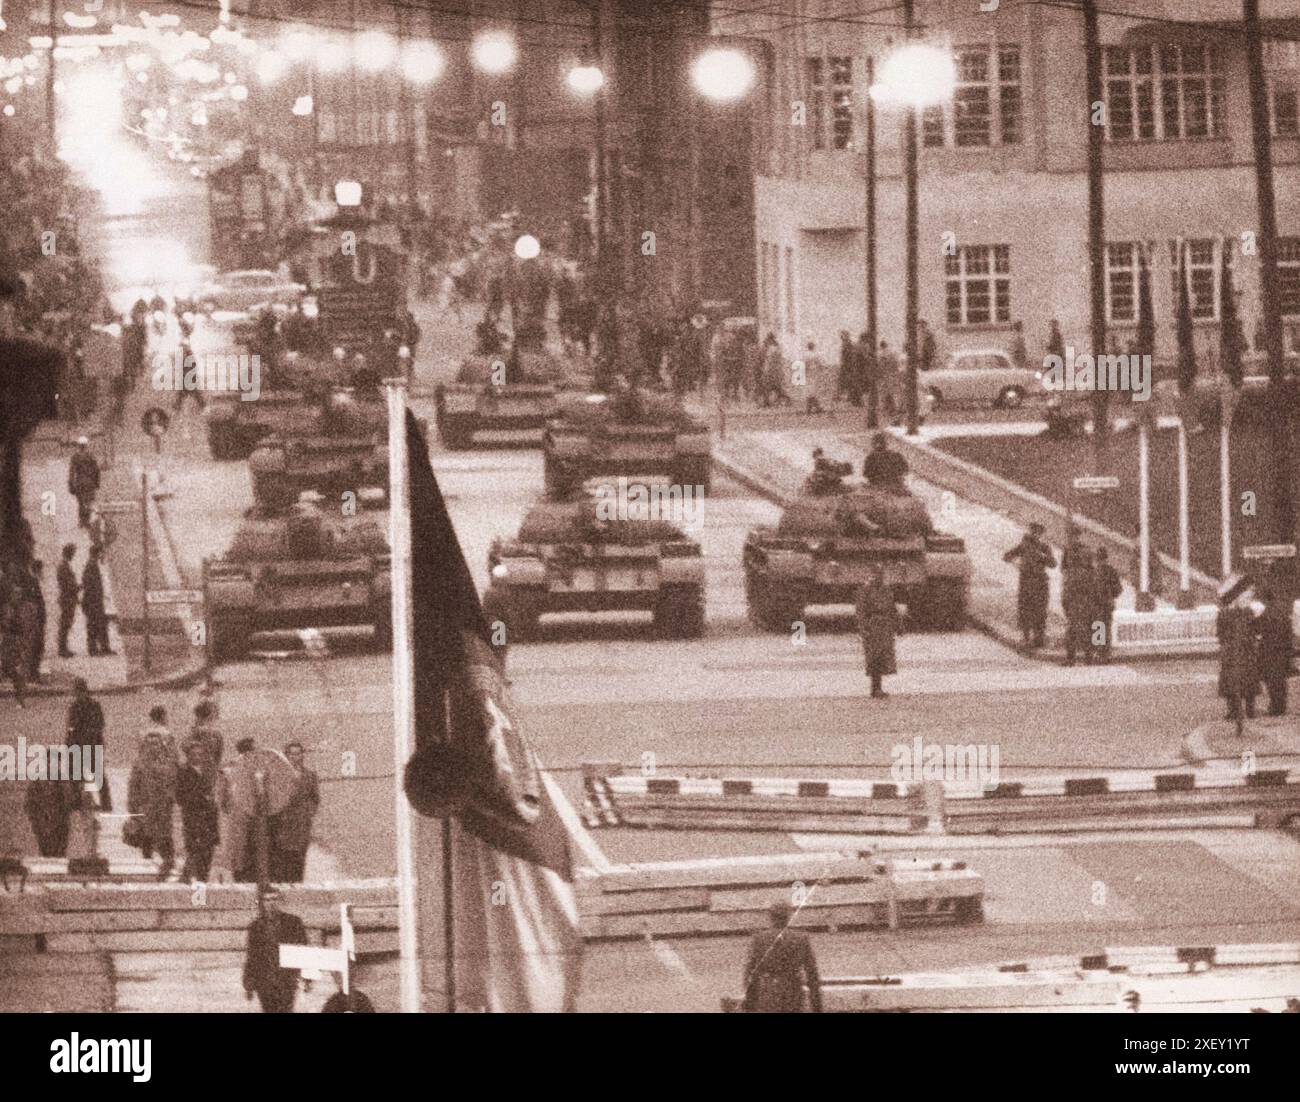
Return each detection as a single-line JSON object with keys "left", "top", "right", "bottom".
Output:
{"left": 400, "top": 410, "right": 581, "bottom": 1010}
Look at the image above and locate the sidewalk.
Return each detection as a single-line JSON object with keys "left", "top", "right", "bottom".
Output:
{"left": 711, "top": 424, "right": 1186, "bottom": 661}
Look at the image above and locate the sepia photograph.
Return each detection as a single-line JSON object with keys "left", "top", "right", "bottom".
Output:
{"left": 1, "top": 0, "right": 1300, "bottom": 1078}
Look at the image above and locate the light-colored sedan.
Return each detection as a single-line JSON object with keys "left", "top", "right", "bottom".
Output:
{"left": 195, "top": 270, "right": 306, "bottom": 314}
{"left": 919, "top": 347, "right": 1045, "bottom": 410}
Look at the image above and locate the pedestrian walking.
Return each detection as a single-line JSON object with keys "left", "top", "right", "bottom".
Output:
{"left": 1255, "top": 587, "right": 1292, "bottom": 718}
{"left": 855, "top": 330, "right": 874, "bottom": 416}
{"left": 799, "top": 338, "right": 829, "bottom": 414}
{"left": 24, "top": 779, "right": 73, "bottom": 857}
{"left": 759, "top": 333, "right": 788, "bottom": 408}
{"left": 1092, "top": 548, "right": 1122, "bottom": 661}
{"left": 1061, "top": 535, "right": 1097, "bottom": 666}
{"left": 66, "top": 677, "right": 111, "bottom": 812}
{"left": 1010, "top": 320, "right": 1029, "bottom": 371}
{"left": 81, "top": 545, "right": 114, "bottom": 656}
{"left": 219, "top": 737, "right": 260, "bottom": 884}
{"left": 25, "top": 560, "right": 46, "bottom": 683}
{"left": 855, "top": 565, "right": 898, "bottom": 699}
{"left": 56, "top": 543, "right": 79, "bottom": 657}
{"left": 68, "top": 437, "right": 100, "bottom": 529}
{"left": 126, "top": 706, "right": 179, "bottom": 881}
{"left": 182, "top": 700, "right": 224, "bottom": 798}
{"left": 837, "top": 330, "right": 858, "bottom": 406}
{"left": 242, "top": 889, "right": 309, "bottom": 1013}
{"left": 1216, "top": 577, "right": 1260, "bottom": 735}
{"left": 916, "top": 318, "right": 937, "bottom": 372}
{"left": 176, "top": 743, "right": 219, "bottom": 884}
{"left": 270, "top": 742, "right": 319, "bottom": 884}
{"left": 1003, "top": 522, "right": 1056, "bottom": 650}
{"left": 1046, "top": 318, "right": 1065, "bottom": 363}
{"left": 741, "top": 900, "right": 822, "bottom": 1013}
{"left": 876, "top": 340, "right": 901, "bottom": 424}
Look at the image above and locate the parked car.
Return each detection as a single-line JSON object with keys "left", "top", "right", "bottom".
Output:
{"left": 195, "top": 270, "right": 306, "bottom": 314}
{"left": 919, "top": 348, "right": 1046, "bottom": 410}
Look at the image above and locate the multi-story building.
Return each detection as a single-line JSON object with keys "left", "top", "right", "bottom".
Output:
{"left": 718, "top": 0, "right": 1300, "bottom": 369}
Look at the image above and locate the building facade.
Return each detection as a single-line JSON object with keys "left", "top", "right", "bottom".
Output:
{"left": 718, "top": 0, "right": 1300, "bottom": 370}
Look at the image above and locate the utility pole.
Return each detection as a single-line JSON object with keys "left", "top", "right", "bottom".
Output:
{"left": 46, "top": 0, "right": 57, "bottom": 149}
{"left": 903, "top": 0, "right": 920, "bottom": 435}
{"left": 398, "top": 6, "right": 418, "bottom": 218}
{"left": 592, "top": 0, "right": 614, "bottom": 391}
{"left": 1244, "top": 0, "right": 1294, "bottom": 550}
{"left": 865, "top": 52, "right": 878, "bottom": 431}
{"left": 1083, "top": 0, "right": 1108, "bottom": 446}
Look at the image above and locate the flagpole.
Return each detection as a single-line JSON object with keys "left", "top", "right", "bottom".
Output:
{"left": 386, "top": 378, "right": 421, "bottom": 1014}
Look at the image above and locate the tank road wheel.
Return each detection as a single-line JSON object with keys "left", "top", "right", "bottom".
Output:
{"left": 543, "top": 454, "right": 579, "bottom": 500}
{"left": 912, "top": 580, "right": 967, "bottom": 631}
{"left": 748, "top": 578, "right": 803, "bottom": 634}
{"left": 209, "top": 614, "right": 251, "bottom": 664}
{"left": 482, "top": 589, "right": 540, "bottom": 646}
{"left": 677, "top": 456, "right": 712, "bottom": 494}
{"left": 439, "top": 416, "right": 473, "bottom": 451}
{"left": 654, "top": 585, "right": 706, "bottom": 640}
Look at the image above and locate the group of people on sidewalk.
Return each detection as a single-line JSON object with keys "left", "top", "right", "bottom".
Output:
{"left": 1216, "top": 574, "right": 1294, "bottom": 734}
{"left": 0, "top": 439, "right": 114, "bottom": 706}
{"left": 1003, "top": 523, "right": 1122, "bottom": 663}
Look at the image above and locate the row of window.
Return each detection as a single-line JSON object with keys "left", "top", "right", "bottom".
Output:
{"left": 759, "top": 240, "right": 1300, "bottom": 332}
{"left": 800, "top": 44, "right": 1298, "bottom": 151}
{"left": 318, "top": 106, "right": 428, "bottom": 149}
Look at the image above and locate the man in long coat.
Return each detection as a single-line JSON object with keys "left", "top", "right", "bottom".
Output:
{"left": 1217, "top": 579, "right": 1261, "bottom": 735}
{"left": 1255, "top": 588, "right": 1293, "bottom": 717}
{"left": 270, "top": 742, "right": 319, "bottom": 883}
{"left": 1003, "top": 523, "right": 1055, "bottom": 650}
{"left": 742, "top": 900, "right": 822, "bottom": 1013}
{"left": 242, "top": 889, "right": 308, "bottom": 1013}
{"left": 855, "top": 566, "right": 898, "bottom": 699}
{"left": 127, "top": 706, "right": 179, "bottom": 880}
{"left": 1061, "top": 533, "right": 1097, "bottom": 666}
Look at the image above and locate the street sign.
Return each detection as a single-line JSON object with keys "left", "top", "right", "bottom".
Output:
{"left": 146, "top": 589, "right": 203, "bottom": 605}
{"left": 1243, "top": 544, "right": 1297, "bottom": 561}
{"left": 97, "top": 500, "right": 139, "bottom": 514}
{"left": 1072, "top": 475, "right": 1119, "bottom": 492}
{"left": 279, "top": 944, "right": 348, "bottom": 975}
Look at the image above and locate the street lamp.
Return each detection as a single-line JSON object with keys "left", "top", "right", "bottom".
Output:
{"left": 691, "top": 47, "right": 755, "bottom": 101}
{"left": 471, "top": 30, "right": 517, "bottom": 75}
{"left": 567, "top": 64, "right": 604, "bottom": 96}
{"left": 871, "top": 34, "right": 955, "bottom": 435}
{"left": 401, "top": 41, "right": 444, "bottom": 84}
{"left": 356, "top": 31, "right": 397, "bottom": 74}
{"left": 513, "top": 233, "right": 541, "bottom": 260}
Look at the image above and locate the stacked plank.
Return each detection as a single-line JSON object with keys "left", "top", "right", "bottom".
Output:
{"left": 576, "top": 851, "right": 984, "bottom": 940}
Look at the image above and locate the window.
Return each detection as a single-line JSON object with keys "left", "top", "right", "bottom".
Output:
{"left": 784, "top": 245, "right": 796, "bottom": 334}
{"left": 924, "top": 45, "right": 1021, "bottom": 148}
{"left": 1280, "top": 238, "right": 1300, "bottom": 317}
{"left": 1273, "top": 75, "right": 1299, "bottom": 137}
{"left": 1104, "top": 44, "right": 1225, "bottom": 142}
{"left": 945, "top": 245, "right": 1011, "bottom": 326}
{"left": 1169, "top": 239, "right": 1219, "bottom": 320}
{"left": 1106, "top": 243, "right": 1139, "bottom": 324}
{"left": 806, "top": 55, "right": 854, "bottom": 150}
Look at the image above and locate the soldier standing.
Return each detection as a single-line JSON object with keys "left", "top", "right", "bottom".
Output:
{"left": 127, "top": 706, "right": 179, "bottom": 881}
{"left": 1254, "top": 586, "right": 1292, "bottom": 718}
{"left": 1216, "top": 578, "right": 1260, "bottom": 735}
{"left": 861, "top": 432, "right": 908, "bottom": 491}
{"left": 1061, "top": 532, "right": 1095, "bottom": 666}
{"left": 1092, "top": 548, "right": 1122, "bottom": 661}
{"left": 56, "top": 543, "right": 79, "bottom": 657}
{"left": 270, "top": 742, "right": 320, "bottom": 884}
{"left": 182, "top": 700, "right": 224, "bottom": 798}
{"left": 242, "top": 888, "right": 309, "bottom": 1013}
{"left": 741, "top": 900, "right": 822, "bottom": 1013}
{"left": 25, "top": 560, "right": 46, "bottom": 683}
{"left": 67, "top": 437, "right": 100, "bottom": 529}
{"left": 81, "top": 545, "right": 113, "bottom": 657}
{"left": 855, "top": 565, "right": 898, "bottom": 699}
{"left": 177, "top": 743, "right": 219, "bottom": 884}
{"left": 1003, "top": 522, "right": 1055, "bottom": 650}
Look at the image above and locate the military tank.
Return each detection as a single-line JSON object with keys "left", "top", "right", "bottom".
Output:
{"left": 541, "top": 387, "right": 711, "bottom": 499}
{"left": 203, "top": 497, "right": 392, "bottom": 661}
{"left": 743, "top": 470, "right": 970, "bottom": 632}
{"left": 480, "top": 494, "right": 705, "bottom": 642}
{"left": 247, "top": 388, "right": 389, "bottom": 509}
{"left": 435, "top": 348, "right": 569, "bottom": 450}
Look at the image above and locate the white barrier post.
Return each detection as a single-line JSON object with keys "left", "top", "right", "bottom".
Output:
{"left": 1177, "top": 417, "right": 1193, "bottom": 608}
{"left": 1220, "top": 388, "right": 1234, "bottom": 579}
{"left": 1136, "top": 417, "right": 1154, "bottom": 611}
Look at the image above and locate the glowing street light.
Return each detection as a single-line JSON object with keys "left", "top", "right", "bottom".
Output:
{"left": 870, "top": 43, "right": 957, "bottom": 108}
{"left": 230, "top": 84, "right": 248, "bottom": 102}
{"left": 567, "top": 63, "right": 604, "bottom": 95}
{"left": 316, "top": 38, "right": 350, "bottom": 73}
{"left": 291, "top": 94, "right": 313, "bottom": 117}
{"left": 471, "top": 30, "right": 516, "bottom": 74}
{"left": 513, "top": 234, "right": 541, "bottom": 260}
{"left": 282, "top": 28, "right": 316, "bottom": 62}
{"left": 401, "top": 41, "right": 445, "bottom": 83}
{"left": 356, "top": 31, "right": 397, "bottom": 73}
{"left": 335, "top": 180, "right": 363, "bottom": 208}
{"left": 691, "top": 47, "right": 755, "bottom": 102}
{"left": 256, "top": 51, "right": 288, "bottom": 84}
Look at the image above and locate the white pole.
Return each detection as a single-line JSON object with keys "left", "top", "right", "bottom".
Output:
{"left": 1137, "top": 418, "right": 1152, "bottom": 609}
{"left": 1220, "top": 393, "right": 1232, "bottom": 579}
{"left": 1177, "top": 417, "right": 1192, "bottom": 607}
{"left": 385, "top": 379, "right": 421, "bottom": 1014}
